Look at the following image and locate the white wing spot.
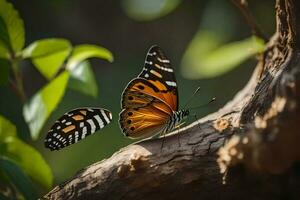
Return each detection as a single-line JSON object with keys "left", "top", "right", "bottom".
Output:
{"left": 108, "top": 112, "right": 113, "bottom": 120}
{"left": 75, "top": 131, "right": 79, "bottom": 137}
{"left": 154, "top": 63, "right": 173, "bottom": 72}
{"left": 157, "top": 57, "right": 170, "bottom": 63}
{"left": 165, "top": 81, "right": 177, "bottom": 87}
{"left": 162, "top": 67, "right": 173, "bottom": 72}
{"left": 87, "top": 119, "right": 96, "bottom": 133}
{"left": 82, "top": 127, "right": 87, "bottom": 138}
{"left": 80, "top": 122, "right": 84, "bottom": 128}
{"left": 101, "top": 110, "right": 110, "bottom": 124}
{"left": 94, "top": 115, "right": 104, "bottom": 128}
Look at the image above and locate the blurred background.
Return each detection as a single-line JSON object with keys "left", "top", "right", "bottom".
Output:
{"left": 0, "top": 0, "right": 275, "bottom": 191}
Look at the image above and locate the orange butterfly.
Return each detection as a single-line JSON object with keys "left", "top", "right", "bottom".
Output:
{"left": 119, "top": 45, "right": 189, "bottom": 139}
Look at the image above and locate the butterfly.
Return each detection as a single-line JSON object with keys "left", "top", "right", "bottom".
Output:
{"left": 45, "top": 108, "right": 112, "bottom": 151}
{"left": 119, "top": 45, "right": 189, "bottom": 139}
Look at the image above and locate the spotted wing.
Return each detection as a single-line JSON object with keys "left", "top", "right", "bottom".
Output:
{"left": 119, "top": 91, "right": 172, "bottom": 138}
{"left": 45, "top": 108, "right": 112, "bottom": 151}
{"left": 137, "top": 45, "right": 178, "bottom": 111}
{"left": 119, "top": 46, "right": 178, "bottom": 138}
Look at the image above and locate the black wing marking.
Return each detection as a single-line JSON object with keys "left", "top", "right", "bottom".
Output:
{"left": 44, "top": 108, "right": 112, "bottom": 151}
{"left": 138, "top": 45, "right": 178, "bottom": 109}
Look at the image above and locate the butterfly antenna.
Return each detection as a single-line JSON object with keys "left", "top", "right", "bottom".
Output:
{"left": 183, "top": 86, "right": 201, "bottom": 109}
{"left": 189, "top": 97, "right": 216, "bottom": 110}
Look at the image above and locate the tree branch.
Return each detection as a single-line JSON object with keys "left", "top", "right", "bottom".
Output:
{"left": 42, "top": 0, "right": 300, "bottom": 199}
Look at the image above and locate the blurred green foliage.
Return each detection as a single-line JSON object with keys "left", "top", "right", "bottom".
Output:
{"left": 0, "top": 0, "right": 113, "bottom": 198}
{"left": 0, "top": 116, "right": 50, "bottom": 199}
{"left": 22, "top": 38, "right": 72, "bottom": 79}
{"left": 122, "top": 0, "right": 182, "bottom": 21}
{"left": 181, "top": 0, "right": 265, "bottom": 79}
{"left": 0, "top": 59, "right": 9, "bottom": 85}
{"left": 66, "top": 44, "right": 113, "bottom": 70}
{"left": 68, "top": 61, "right": 98, "bottom": 97}
{"left": 182, "top": 33, "right": 265, "bottom": 79}
{"left": 0, "top": 158, "right": 36, "bottom": 199}
{"left": 0, "top": 0, "right": 24, "bottom": 53}
{"left": 23, "top": 71, "right": 70, "bottom": 139}
{"left": 0, "top": 0, "right": 274, "bottom": 199}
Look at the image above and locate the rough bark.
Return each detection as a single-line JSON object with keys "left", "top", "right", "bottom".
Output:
{"left": 42, "top": 0, "right": 300, "bottom": 199}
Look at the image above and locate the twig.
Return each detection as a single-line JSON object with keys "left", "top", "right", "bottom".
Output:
{"left": 231, "top": 0, "right": 268, "bottom": 41}
{"left": 11, "top": 59, "right": 26, "bottom": 102}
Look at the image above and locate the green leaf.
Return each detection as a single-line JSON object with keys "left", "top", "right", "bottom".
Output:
{"left": 0, "top": 43, "right": 8, "bottom": 59}
{"left": 23, "top": 71, "right": 70, "bottom": 140}
{"left": 68, "top": 61, "right": 98, "bottom": 97}
{"left": 22, "top": 38, "right": 71, "bottom": 58}
{"left": 0, "top": 19, "right": 8, "bottom": 58}
{"left": 2, "top": 137, "right": 53, "bottom": 189}
{"left": 0, "top": 115, "right": 16, "bottom": 142}
{"left": 0, "top": 116, "right": 53, "bottom": 189}
{"left": 66, "top": 44, "right": 113, "bottom": 71}
{"left": 0, "top": 158, "right": 37, "bottom": 200}
{"left": 0, "top": 59, "right": 10, "bottom": 86}
{"left": 0, "top": 17, "right": 9, "bottom": 58}
{"left": 0, "top": 0, "right": 25, "bottom": 52}
{"left": 181, "top": 30, "right": 222, "bottom": 79}
{"left": 22, "top": 38, "right": 71, "bottom": 79}
{"left": 122, "top": 0, "right": 182, "bottom": 21}
{"left": 181, "top": 35, "right": 265, "bottom": 79}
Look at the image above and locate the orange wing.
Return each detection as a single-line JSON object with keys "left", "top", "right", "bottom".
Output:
{"left": 122, "top": 78, "right": 177, "bottom": 112}
{"left": 119, "top": 45, "right": 178, "bottom": 138}
{"left": 137, "top": 45, "right": 178, "bottom": 111}
{"left": 120, "top": 89, "right": 173, "bottom": 138}
{"left": 119, "top": 103, "right": 170, "bottom": 139}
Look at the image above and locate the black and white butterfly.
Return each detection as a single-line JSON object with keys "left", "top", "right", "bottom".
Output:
{"left": 45, "top": 108, "right": 112, "bottom": 151}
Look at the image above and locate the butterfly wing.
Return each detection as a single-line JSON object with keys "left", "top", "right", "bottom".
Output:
{"left": 138, "top": 45, "right": 178, "bottom": 111}
{"left": 45, "top": 108, "right": 112, "bottom": 151}
{"left": 119, "top": 91, "right": 171, "bottom": 138}
{"left": 121, "top": 82, "right": 174, "bottom": 114}
{"left": 119, "top": 45, "right": 178, "bottom": 138}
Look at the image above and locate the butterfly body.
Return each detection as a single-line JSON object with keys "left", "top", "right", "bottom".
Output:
{"left": 164, "top": 109, "right": 189, "bottom": 133}
{"left": 119, "top": 45, "right": 189, "bottom": 139}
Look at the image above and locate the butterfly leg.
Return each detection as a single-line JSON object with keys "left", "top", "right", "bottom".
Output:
{"left": 193, "top": 114, "right": 202, "bottom": 132}
{"left": 174, "top": 122, "right": 186, "bottom": 129}
{"left": 160, "top": 132, "right": 166, "bottom": 150}
{"left": 160, "top": 121, "right": 186, "bottom": 150}
{"left": 172, "top": 121, "right": 186, "bottom": 147}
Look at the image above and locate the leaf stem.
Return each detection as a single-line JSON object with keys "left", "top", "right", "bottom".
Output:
{"left": 231, "top": 0, "right": 268, "bottom": 41}
{"left": 10, "top": 57, "right": 26, "bottom": 102}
